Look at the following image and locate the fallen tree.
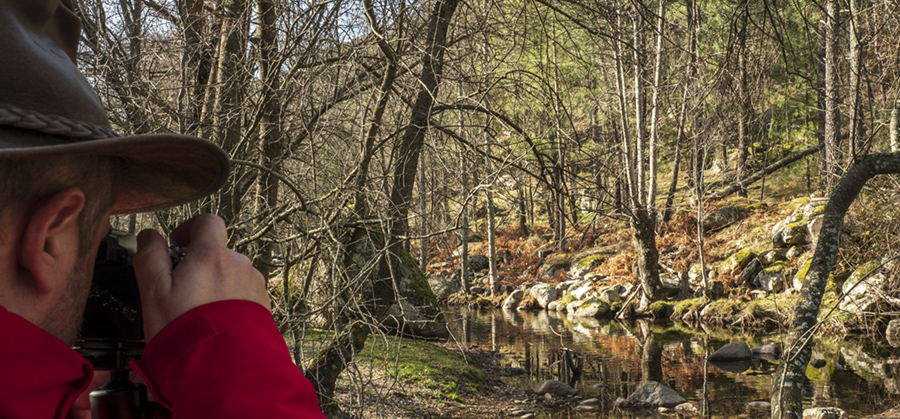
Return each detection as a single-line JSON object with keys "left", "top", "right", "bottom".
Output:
{"left": 707, "top": 145, "right": 821, "bottom": 200}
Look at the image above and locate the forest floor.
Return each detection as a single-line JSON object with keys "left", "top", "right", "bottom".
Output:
{"left": 332, "top": 339, "right": 529, "bottom": 419}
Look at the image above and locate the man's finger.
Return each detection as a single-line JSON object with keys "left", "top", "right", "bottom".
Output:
{"left": 133, "top": 229, "right": 174, "bottom": 296}
{"left": 169, "top": 214, "right": 228, "bottom": 248}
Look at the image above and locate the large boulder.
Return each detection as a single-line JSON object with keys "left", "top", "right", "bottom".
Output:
{"left": 534, "top": 380, "right": 577, "bottom": 397}
{"left": 503, "top": 289, "right": 525, "bottom": 310}
{"left": 803, "top": 407, "right": 847, "bottom": 419}
{"left": 569, "top": 248, "right": 613, "bottom": 279}
{"left": 568, "top": 280, "right": 595, "bottom": 300}
{"left": 840, "top": 260, "right": 885, "bottom": 313}
{"left": 617, "top": 381, "right": 687, "bottom": 408}
{"left": 708, "top": 341, "right": 752, "bottom": 362}
{"left": 380, "top": 243, "right": 447, "bottom": 338}
{"left": 427, "top": 275, "right": 458, "bottom": 297}
{"left": 740, "top": 259, "right": 764, "bottom": 286}
{"left": 466, "top": 254, "right": 490, "bottom": 272}
{"left": 572, "top": 300, "right": 611, "bottom": 319}
{"left": 755, "top": 263, "right": 786, "bottom": 292}
{"left": 725, "top": 249, "right": 756, "bottom": 276}
{"left": 529, "top": 283, "right": 559, "bottom": 309}
{"left": 540, "top": 253, "right": 573, "bottom": 277}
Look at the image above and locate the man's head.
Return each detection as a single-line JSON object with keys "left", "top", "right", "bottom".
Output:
{"left": 0, "top": 0, "right": 229, "bottom": 343}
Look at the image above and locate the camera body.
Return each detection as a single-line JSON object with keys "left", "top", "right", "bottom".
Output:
{"left": 77, "top": 230, "right": 181, "bottom": 370}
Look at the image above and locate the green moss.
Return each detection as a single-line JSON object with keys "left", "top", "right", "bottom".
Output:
{"left": 357, "top": 334, "right": 486, "bottom": 402}
{"left": 649, "top": 301, "right": 674, "bottom": 318}
{"left": 673, "top": 298, "right": 707, "bottom": 318}
{"left": 541, "top": 253, "right": 573, "bottom": 274}
{"left": 727, "top": 249, "right": 756, "bottom": 271}
{"left": 571, "top": 253, "right": 607, "bottom": 274}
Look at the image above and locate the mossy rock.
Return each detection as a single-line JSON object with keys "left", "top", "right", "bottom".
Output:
{"left": 649, "top": 301, "right": 675, "bottom": 319}
{"left": 540, "top": 253, "right": 573, "bottom": 276}
{"left": 673, "top": 298, "right": 707, "bottom": 319}
{"left": 570, "top": 252, "right": 608, "bottom": 278}
{"left": 725, "top": 249, "right": 757, "bottom": 275}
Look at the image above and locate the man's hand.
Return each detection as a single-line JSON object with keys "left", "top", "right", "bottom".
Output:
{"left": 132, "top": 214, "right": 269, "bottom": 341}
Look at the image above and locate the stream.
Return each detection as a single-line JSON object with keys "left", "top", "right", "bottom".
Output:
{"left": 444, "top": 307, "right": 900, "bottom": 418}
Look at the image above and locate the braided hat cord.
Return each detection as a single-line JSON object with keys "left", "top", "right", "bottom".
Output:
{"left": 0, "top": 103, "right": 119, "bottom": 140}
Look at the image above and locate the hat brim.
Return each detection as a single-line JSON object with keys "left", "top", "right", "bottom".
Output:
{"left": 0, "top": 132, "right": 230, "bottom": 215}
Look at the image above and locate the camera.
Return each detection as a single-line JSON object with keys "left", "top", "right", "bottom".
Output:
{"left": 75, "top": 229, "right": 181, "bottom": 419}
{"left": 76, "top": 229, "right": 182, "bottom": 370}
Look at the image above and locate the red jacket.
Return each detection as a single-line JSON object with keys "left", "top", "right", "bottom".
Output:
{"left": 0, "top": 300, "right": 326, "bottom": 418}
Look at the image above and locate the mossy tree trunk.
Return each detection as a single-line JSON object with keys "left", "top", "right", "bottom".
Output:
{"left": 772, "top": 153, "right": 900, "bottom": 419}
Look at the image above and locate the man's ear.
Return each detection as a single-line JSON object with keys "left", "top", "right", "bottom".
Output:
{"left": 19, "top": 187, "right": 86, "bottom": 294}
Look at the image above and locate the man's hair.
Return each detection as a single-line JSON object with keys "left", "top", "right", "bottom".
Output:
{"left": 0, "top": 155, "right": 120, "bottom": 256}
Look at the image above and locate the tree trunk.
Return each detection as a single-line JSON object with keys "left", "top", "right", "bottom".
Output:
{"left": 486, "top": 144, "right": 499, "bottom": 297}
{"left": 253, "top": 0, "right": 282, "bottom": 280}
{"left": 647, "top": 0, "right": 663, "bottom": 216}
{"left": 632, "top": 207, "right": 663, "bottom": 301}
{"left": 736, "top": 0, "right": 751, "bottom": 196}
{"left": 771, "top": 153, "right": 900, "bottom": 419}
{"left": 847, "top": 0, "right": 863, "bottom": 162}
{"left": 662, "top": 0, "right": 697, "bottom": 223}
{"left": 823, "top": 0, "right": 841, "bottom": 191}
{"left": 210, "top": 0, "right": 249, "bottom": 226}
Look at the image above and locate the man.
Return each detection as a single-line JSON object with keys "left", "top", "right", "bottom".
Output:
{"left": 0, "top": 0, "right": 326, "bottom": 417}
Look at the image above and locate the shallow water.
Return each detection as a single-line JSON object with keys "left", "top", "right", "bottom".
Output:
{"left": 444, "top": 307, "right": 900, "bottom": 418}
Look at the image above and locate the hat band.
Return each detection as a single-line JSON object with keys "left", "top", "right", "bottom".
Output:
{"left": 0, "top": 103, "right": 119, "bottom": 141}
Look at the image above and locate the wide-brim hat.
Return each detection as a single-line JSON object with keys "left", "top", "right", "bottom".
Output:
{"left": 0, "top": 0, "right": 229, "bottom": 215}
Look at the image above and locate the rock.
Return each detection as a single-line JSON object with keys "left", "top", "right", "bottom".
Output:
{"left": 659, "top": 273, "right": 683, "bottom": 295}
{"left": 597, "top": 287, "right": 621, "bottom": 304}
{"left": 533, "top": 380, "right": 577, "bottom": 397}
{"left": 702, "top": 204, "right": 756, "bottom": 231}
{"left": 751, "top": 343, "right": 781, "bottom": 358}
{"left": 546, "top": 301, "right": 558, "bottom": 311}
{"left": 568, "top": 280, "right": 595, "bottom": 300}
{"left": 811, "top": 359, "right": 827, "bottom": 368}
{"left": 620, "top": 381, "right": 686, "bottom": 408}
{"left": 807, "top": 215, "right": 825, "bottom": 245}
{"left": 569, "top": 250, "right": 609, "bottom": 279}
{"left": 708, "top": 341, "right": 752, "bottom": 362}
{"left": 675, "top": 402, "right": 700, "bottom": 417}
{"left": 689, "top": 264, "right": 711, "bottom": 284}
{"left": 886, "top": 319, "right": 900, "bottom": 347}
{"left": 503, "top": 289, "right": 525, "bottom": 310}
{"left": 781, "top": 221, "right": 809, "bottom": 245}
{"left": 840, "top": 260, "right": 885, "bottom": 314}
{"left": 786, "top": 245, "right": 804, "bottom": 259}
{"left": 803, "top": 407, "right": 848, "bottom": 419}
{"left": 540, "top": 253, "right": 572, "bottom": 277}
{"left": 745, "top": 401, "right": 771, "bottom": 417}
{"left": 740, "top": 259, "right": 764, "bottom": 286}
{"left": 427, "top": 275, "right": 458, "bottom": 297}
{"left": 755, "top": 264, "right": 786, "bottom": 292}
{"left": 529, "top": 283, "right": 559, "bottom": 309}
{"left": 759, "top": 249, "right": 788, "bottom": 265}
{"left": 725, "top": 249, "right": 757, "bottom": 275}
{"left": 573, "top": 300, "right": 611, "bottom": 319}
{"left": 467, "top": 254, "right": 489, "bottom": 272}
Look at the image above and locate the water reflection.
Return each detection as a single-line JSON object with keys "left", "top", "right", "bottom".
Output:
{"left": 444, "top": 307, "right": 900, "bottom": 418}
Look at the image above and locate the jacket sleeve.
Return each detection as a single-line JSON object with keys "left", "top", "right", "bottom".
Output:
{"left": 130, "top": 300, "right": 325, "bottom": 418}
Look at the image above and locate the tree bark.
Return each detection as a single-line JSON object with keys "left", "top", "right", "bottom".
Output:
{"left": 847, "top": 0, "right": 863, "bottom": 162}
{"left": 772, "top": 152, "right": 900, "bottom": 419}
{"left": 823, "top": 0, "right": 842, "bottom": 191}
